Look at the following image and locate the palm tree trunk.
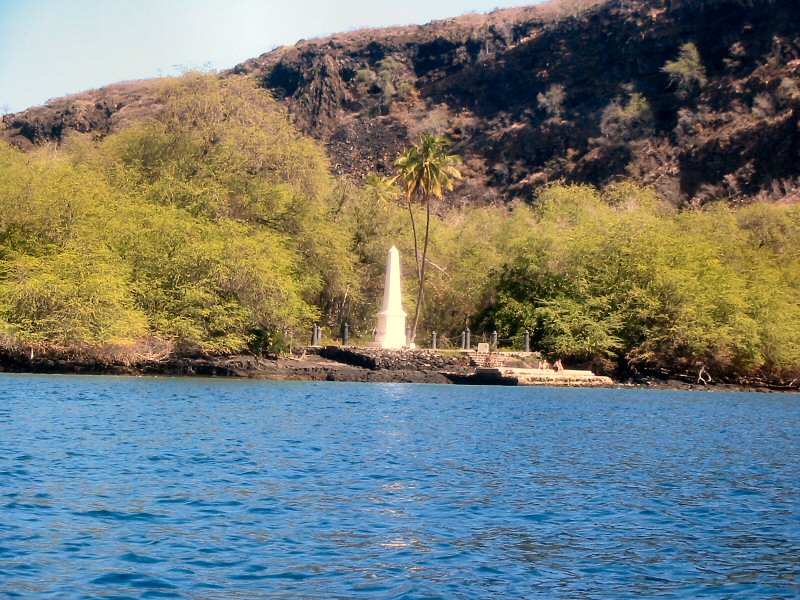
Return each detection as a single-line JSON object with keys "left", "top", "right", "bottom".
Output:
{"left": 410, "top": 194, "right": 430, "bottom": 344}
{"left": 406, "top": 190, "right": 421, "bottom": 281}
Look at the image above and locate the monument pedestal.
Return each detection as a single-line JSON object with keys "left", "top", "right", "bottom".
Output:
{"left": 373, "top": 311, "right": 407, "bottom": 349}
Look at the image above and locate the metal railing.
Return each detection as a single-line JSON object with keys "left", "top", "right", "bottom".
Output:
{"left": 310, "top": 323, "right": 534, "bottom": 353}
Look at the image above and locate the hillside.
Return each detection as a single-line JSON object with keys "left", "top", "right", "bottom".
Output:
{"left": 2, "top": 0, "right": 800, "bottom": 205}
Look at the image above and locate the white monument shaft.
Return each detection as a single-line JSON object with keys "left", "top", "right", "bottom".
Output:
{"left": 373, "top": 246, "right": 407, "bottom": 349}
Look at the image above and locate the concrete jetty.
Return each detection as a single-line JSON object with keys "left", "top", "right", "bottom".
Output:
{"left": 474, "top": 366, "right": 613, "bottom": 387}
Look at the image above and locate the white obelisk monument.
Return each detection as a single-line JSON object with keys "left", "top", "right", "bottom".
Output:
{"left": 373, "top": 246, "right": 407, "bottom": 349}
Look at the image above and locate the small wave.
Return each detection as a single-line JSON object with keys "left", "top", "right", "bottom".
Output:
{"left": 120, "top": 552, "right": 163, "bottom": 564}
{"left": 90, "top": 572, "right": 177, "bottom": 590}
{"left": 475, "top": 565, "right": 504, "bottom": 575}
{"left": 261, "top": 570, "right": 317, "bottom": 581}
{"left": 185, "top": 558, "right": 245, "bottom": 568}
{"left": 75, "top": 509, "right": 162, "bottom": 521}
{"left": 520, "top": 512, "right": 554, "bottom": 522}
{"left": 247, "top": 506, "right": 281, "bottom": 514}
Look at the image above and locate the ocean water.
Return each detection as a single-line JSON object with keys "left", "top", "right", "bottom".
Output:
{"left": 0, "top": 375, "right": 798, "bottom": 599}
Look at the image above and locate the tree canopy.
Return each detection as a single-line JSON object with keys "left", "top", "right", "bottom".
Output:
{"left": 0, "top": 74, "right": 355, "bottom": 355}
{"left": 0, "top": 73, "right": 798, "bottom": 384}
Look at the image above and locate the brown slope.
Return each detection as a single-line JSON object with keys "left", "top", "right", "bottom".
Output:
{"left": 2, "top": 0, "right": 799, "bottom": 205}
{"left": 1, "top": 80, "right": 164, "bottom": 151}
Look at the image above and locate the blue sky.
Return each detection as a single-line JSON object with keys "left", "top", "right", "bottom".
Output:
{"left": 0, "top": 0, "right": 530, "bottom": 113}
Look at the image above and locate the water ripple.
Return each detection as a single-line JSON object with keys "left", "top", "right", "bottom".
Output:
{"left": 0, "top": 375, "right": 798, "bottom": 598}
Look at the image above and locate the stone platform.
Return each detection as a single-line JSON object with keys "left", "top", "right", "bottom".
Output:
{"left": 474, "top": 367, "right": 614, "bottom": 387}
{"left": 314, "top": 347, "right": 612, "bottom": 387}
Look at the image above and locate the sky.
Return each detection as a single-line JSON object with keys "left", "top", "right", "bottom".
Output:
{"left": 0, "top": 0, "right": 530, "bottom": 113}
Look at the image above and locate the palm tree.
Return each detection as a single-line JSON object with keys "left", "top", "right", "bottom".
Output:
{"left": 393, "top": 135, "right": 462, "bottom": 345}
{"left": 365, "top": 173, "right": 401, "bottom": 204}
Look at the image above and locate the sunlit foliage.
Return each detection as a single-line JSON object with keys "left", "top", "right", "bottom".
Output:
{"left": 0, "top": 73, "right": 798, "bottom": 383}
{"left": 0, "top": 74, "right": 355, "bottom": 354}
{"left": 663, "top": 42, "right": 708, "bottom": 98}
{"left": 489, "top": 184, "right": 800, "bottom": 380}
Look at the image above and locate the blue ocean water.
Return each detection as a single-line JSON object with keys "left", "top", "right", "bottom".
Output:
{"left": 0, "top": 375, "right": 798, "bottom": 599}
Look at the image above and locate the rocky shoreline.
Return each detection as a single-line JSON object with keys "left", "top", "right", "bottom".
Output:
{"left": 0, "top": 346, "right": 470, "bottom": 385}
{"left": 0, "top": 346, "right": 795, "bottom": 394}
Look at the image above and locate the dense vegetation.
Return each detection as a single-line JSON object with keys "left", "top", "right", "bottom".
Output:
{"left": 0, "top": 75, "right": 354, "bottom": 357}
{"left": 486, "top": 186, "right": 800, "bottom": 383}
{"left": 1, "top": 74, "right": 798, "bottom": 384}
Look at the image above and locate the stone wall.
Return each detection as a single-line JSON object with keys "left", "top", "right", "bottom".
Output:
{"left": 319, "top": 346, "right": 470, "bottom": 371}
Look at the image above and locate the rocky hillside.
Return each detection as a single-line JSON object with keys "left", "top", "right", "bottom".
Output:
{"left": 3, "top": 0, "right": 799, "bottom": 205}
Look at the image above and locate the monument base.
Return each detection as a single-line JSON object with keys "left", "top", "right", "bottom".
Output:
{"left": 367, "top": 342, "right": 416, "bottom": 350}
{"left": 372, "top": 310, "right": 406, "bottom": 349}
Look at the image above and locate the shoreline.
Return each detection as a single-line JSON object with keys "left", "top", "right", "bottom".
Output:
{"left": 0, "top": 347, "right": 796, "bottom": 394}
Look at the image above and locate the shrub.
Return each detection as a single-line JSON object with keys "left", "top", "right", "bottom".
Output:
{"left": 489, "top": 185, "right": 800, "bottom": 379}
{"left": 537, "top": 84, "right": 567, "bottom": 119}
{"left": 662, "top": 42, "right": 708, "bottom": 98}
{"left": 599, "top": 92, "right": 654, "bottom": 142}
{"left": 355, "top": 68, "right": 375, "bottom": 88}
{"left": 0, "top": 244, "right": 148, "bottom": 346}
{"left": 377, "top": 57, "right": 414, "bottom": 102}
{"left": 776, "top": 78, "right": 799, "bottom": 107}
{"left": 752, "top": 93, "right": 777, "bottom": 119}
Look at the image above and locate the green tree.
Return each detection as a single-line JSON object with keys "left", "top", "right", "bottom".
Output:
{"left": 599, "top": 92, "right": 654, "bottom": 142}
{"left": 662, "top": 42, "right": 708, "bottom": 99}
{"left": 0, "top": 243, "right": 148, "bottom": 347}
{"left": 364, "top": 173, "right": 401, "bottom": 204}
{"left": 332, "top": 178, "right": 413, "bottom": 336}
{"left": 393, "top": 135, "right": 462, "bottom": 344}
{"left": 0, "top": 74, "right": 362, "bottom": 357}
{"left": 488, "top": 183, "right": 800, "bottom": 381}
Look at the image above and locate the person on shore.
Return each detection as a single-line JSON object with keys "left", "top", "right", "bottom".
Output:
{"left": 554, "top": 359, "right": 563, "bottom": 373}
